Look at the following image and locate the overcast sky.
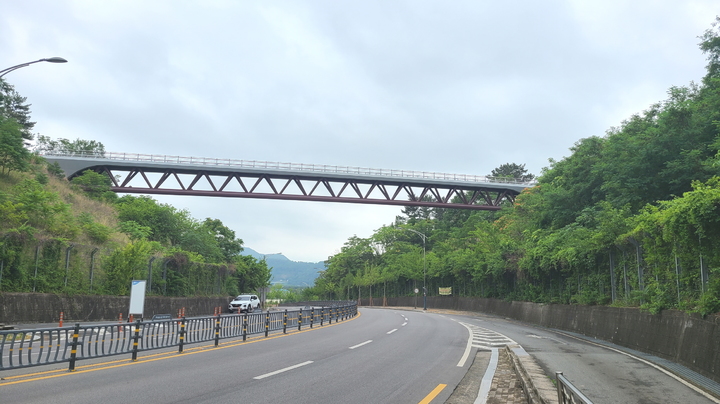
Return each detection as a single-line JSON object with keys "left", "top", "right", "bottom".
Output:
{"left": 2, "top": 1, "right": 717, "bottom": 262}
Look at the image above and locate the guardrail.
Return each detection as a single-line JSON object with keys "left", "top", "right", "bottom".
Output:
{"left": 39, "top": 151, "right": 536, "bottom": 186}
{"left": 0, "top": 302, "right": 357, "bottom": 372}
{"left": 556, "top": 371, "right": 594, "bottom": 404}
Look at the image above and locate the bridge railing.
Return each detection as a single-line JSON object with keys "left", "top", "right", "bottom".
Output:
{"left": 0, "top": 301, "right": 357, "bottom": 372}
{"left": 40, "top": 151, "right": 536, "bottom": 186}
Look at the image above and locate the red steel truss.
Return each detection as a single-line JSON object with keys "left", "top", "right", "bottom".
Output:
{"left": 94, "top": 166, "right": 520, "bottom": 210}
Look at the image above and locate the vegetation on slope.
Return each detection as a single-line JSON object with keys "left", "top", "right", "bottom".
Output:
{"left": 0, "top": 91, "right": 271, "bottom": 297}
{"left": 313, "top": 19, "right": 720, "bottom": 315}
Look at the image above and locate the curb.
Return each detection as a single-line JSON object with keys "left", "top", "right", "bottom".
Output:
{"left": 506, "top": 345, "right": 556, "bottom": 404}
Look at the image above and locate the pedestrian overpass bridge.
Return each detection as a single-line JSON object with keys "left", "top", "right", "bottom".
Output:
{"left": 43, "top": 152, "right": 534, "bottom": 211}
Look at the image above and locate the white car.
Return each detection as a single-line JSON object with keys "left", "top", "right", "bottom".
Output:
{"left": 228, "top": 294, "right": 261, "bottom": 313}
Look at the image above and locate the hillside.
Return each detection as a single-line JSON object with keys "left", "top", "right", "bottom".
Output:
{"left": 242, "top": 248, "right": 325, "bottom": 287}
{"left": 0, "top": 144, "right": 272, "bottom": 296}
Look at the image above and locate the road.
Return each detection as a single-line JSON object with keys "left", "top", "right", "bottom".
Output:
{"left": 443, "top": 308, "right": 718, "bottom": 404}
{"left": 0, "top": 307, "right": 717, "bottom": 404}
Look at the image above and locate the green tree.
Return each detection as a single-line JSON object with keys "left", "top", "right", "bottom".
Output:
{"left": 699, "top": 16, "right": 720, "bottom": 82}
{"left": 200, "top": 218, "right": 244, "bottom": 261}
{"left": 0, "top": 79, "right": 35, "bottom": 140}
{"left": 34, "top": 135, "right": 106, "bottom": 156}
{"left": 71, "top": 170, "right": 116, "bottom": 201}
{"left": 103, "top": 239, "right": 157, "bottom": 295}
{"left": 0, "top": 116, "right": 30, "bottom": 175}
{"left": 490, "top": 163, "right": 535, "bottom": 183}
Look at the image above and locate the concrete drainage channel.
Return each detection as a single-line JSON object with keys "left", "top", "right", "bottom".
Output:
{"left": 446, "top": 343, "right": 557, "bottom": 404}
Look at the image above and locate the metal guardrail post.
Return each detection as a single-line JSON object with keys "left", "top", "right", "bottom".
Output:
{"left": 214, "top": 313, "right": 221, "bottom": 346}
{"left": 283, "top": 310, "right": 288, "bottom": 334}
{"left": 242, "top": 314, "right": 248, "bottom": 342}
{"left": 265, "top": 312, "right": 270, "bottom": 337}
{"left": 178, "top": 317, "right": 186, "bottom": 353}
{"left": 68, "top": 323, "right": 81, "bottom": 371}
{"left": 556, "top": 371, "right": 594, "bottom": 404}
{"left": 131, "top": 320, "right": 141, "bottom": 361}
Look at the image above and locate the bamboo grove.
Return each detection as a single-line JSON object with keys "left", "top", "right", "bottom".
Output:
{"left": 313, "top": 19, "right": 720, "bottom": 315}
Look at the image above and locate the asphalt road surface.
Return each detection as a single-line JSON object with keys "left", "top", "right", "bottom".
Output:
{"left": 443, "top": 309, "right": 718, "bottom": 404}
{"left": 0, "top": 307, "right": 717, "bottom": 404}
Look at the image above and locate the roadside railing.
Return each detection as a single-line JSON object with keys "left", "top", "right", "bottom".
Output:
{"left": 556, "top": 371, "right": 594, "bottom": 404}
{"left": 0, "top": 302, "right": 357, "bottom": 372}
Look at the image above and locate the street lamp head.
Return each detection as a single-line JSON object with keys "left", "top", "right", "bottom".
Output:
{"left": 0, "top": 57, "right": 68, "bottom": 78}
{"left": 43, "top": 57, "right": 68, "bottom": 63}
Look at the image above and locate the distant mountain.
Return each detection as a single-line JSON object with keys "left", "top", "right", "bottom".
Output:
{"left": 242, "top": 248, "right": 325, "bottom": 287}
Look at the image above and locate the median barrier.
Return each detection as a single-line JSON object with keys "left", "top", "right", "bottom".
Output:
{"left": 0, "top": 301, "right": 357, "bottom": 372}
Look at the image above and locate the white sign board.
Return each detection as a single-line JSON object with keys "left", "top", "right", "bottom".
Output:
{"left": 129, "top": 280, "right": 147, "bottom": 316}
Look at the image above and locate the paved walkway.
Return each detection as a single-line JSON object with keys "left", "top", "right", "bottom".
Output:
{"left": 485, "top": 348, "right": 527, "bottom": 403}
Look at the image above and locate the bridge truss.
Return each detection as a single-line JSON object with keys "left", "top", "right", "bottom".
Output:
{"left": 45, "top": 153, "right": 532, "bottom": 210}
{"left": 99, "top": 167, "right": 518, "bottom": 210}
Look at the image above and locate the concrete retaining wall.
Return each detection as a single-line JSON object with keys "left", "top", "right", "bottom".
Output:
{"left": 0, "top": 292, "right": 230, "bottom": 323}
{"left": 363, "top": 295, "right": 720, "bottom": 384}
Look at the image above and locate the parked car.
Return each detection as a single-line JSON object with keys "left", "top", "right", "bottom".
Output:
{"left": 228, "top": 294, "right": 261, "bottom": 313}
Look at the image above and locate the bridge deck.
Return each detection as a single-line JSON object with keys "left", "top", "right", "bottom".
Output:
{"left": 43, "top": 152, "right": 534, "bottom": 210}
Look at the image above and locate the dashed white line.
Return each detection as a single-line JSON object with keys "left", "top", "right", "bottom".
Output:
{"left": 254, "top": 360, "right": 314, "bottom": 380}
{"left": 387, "top": 329, "right": 398, "bottom": 334}
{"left": 349, "top": 340, "right": 373, "bottom": 349}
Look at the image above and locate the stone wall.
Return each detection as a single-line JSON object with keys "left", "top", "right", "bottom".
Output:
{"left": 0, "top": 292, "right": 231, "bottom": 324}
{"left": 364, "top": 295, "right": 720, "bottom": 384}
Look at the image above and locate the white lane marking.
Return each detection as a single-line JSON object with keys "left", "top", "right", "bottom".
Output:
{"left": 457, "top": 322, "right": 475, "bottom": 367}
{"left": 254, "top": 361, "right": 314, "bottom": 380}
{"left": 402, "top": 322, "right": 408, "bottom": 326}
{"left": 349, "top": 340, "right": 373, "bottom": 349}
{"left": 387, "top": 329, "right": 398, "bottom": 335}
{"left": 461, "top": 322, "right": 516, "bottom": 351}
{"left": 475, "top": 348, "right": 499, "bottom": 404}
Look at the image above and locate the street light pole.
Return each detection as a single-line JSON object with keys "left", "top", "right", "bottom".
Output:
{"left": 0, "top": 57, "right": 68, "bottom": 78}
{"left": 403, "top": 228, "right": 427, "bottom": 311}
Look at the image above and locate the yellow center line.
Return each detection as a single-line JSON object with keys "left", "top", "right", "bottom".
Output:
{"left": 0, "top": 312, "right": 360, "bottom": 386}
{"left": 419, "top": 384, "right": 447, "bottom": 404}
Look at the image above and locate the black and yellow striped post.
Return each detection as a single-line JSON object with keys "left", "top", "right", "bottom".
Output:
{"left": 242, "top": 314, "right": 248, "bottom": 342}
{"left": 131, "top": 319, "right": 141, "bottom": 361}
{"left": 283, "top": 310, "right": 288, "bottom": 334}
{"left": 264, "top": 311, "right": 270, "bottom": 337}
{"left": 310, "top": 308, "right": 314, "bottom": 329}
{"left": 178, "top": 317, "right": 186, "bottom": 353}
{"left": 214, "top": 311, "right": 221, "bottom": 346}
{"left": 298, "top": 311, "right": 303, "bottom": 331}
{"left": 68, "top": 323, "right": 81, "bottom": 371}
{"left": 320, "top": 307, "right": 324, "bottom": 326}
